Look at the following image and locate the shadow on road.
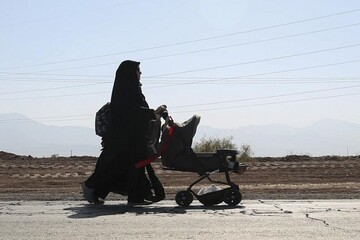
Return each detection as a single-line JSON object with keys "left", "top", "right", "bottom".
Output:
{"left": 64, "top": 203, "right": 244, "bottom": 219}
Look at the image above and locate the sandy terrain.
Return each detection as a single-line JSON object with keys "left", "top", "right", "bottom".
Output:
{"left": 0, "top": 151, "right": 359, "bottom": 201}
{"left": 1, "top": 152, "right": 359, "bottom": 239}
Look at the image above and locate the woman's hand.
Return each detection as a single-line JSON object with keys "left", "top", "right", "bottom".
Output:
{"left": 154, "top": 105, "right": 167, "bottom": 119}
{"left": 155, "top": 105, "right": 167, "bottom": 114}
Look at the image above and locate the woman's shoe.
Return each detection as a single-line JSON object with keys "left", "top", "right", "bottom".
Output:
{"left": 144, "top": 194, "right": 164, "bottom": 203}
{"left": 81, "top": 182, "right": 104, "bottom": 205}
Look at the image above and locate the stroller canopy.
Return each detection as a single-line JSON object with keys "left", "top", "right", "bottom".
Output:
{"left": 172, "top": 115, "right": 201, "bottom": 147}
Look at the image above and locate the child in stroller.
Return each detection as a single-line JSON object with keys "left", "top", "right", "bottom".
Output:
{"left": 137, "top": 108, "right": 247, "bottom": 207}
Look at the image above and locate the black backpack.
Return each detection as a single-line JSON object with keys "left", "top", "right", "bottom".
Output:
{"left": 95, "top": 102, "right": 110, "bottom": 137}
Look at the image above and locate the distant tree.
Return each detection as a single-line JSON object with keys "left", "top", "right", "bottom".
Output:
{"left": 193, "top": 136, "right": 253, "bottom": 161}
{"left": 238, "top": 144, "right": 253, "bottom": 162}
{"left": 193, "top": 136, "right": 237, "bottom": 152}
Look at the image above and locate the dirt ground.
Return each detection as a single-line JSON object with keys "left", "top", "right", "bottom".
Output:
{"left": 0, "top": 151, "right": 359, "bottom": 201}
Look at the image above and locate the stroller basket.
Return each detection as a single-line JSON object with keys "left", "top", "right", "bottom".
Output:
{"left": 197, "top": 189, "right": 226, "bottom": 206}
{"left": 196, "top": 186, "right": 244, "bottom": 206}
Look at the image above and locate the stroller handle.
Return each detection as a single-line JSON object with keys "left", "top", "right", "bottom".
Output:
{"left": 160, "top": 110, "right": 174, "bottom": 127}
{"left": 161, "top": 110, "right": 169, "bottom": 120}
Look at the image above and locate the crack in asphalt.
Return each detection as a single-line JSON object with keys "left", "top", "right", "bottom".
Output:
{"left": 305, "top": 211, "right": 360, "bottom": 233}
{"left": 305, "top": 202, "right": 360, "bottom": 233}
{"left": 257, "top": 199, "right": 293, "bottom": 214}
{"left": 257, "top": 199, "right": 360, "bottom": 233}
{"left": 305, "top": 213, "right": 331, "bottom": 228}
{"left": 303, "top": 212, "right": 360, "bottom": 233}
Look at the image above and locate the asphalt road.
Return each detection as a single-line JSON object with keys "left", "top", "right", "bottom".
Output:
{"left": 0, "top": 199, "right": 359, "bottom": 239}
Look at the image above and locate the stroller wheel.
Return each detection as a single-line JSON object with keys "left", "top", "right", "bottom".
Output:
{"left": 224, "top": 189, "right": 242, "bottom": 206}
{"left": 175, "top": 190, "right": 193, "bottom": 207}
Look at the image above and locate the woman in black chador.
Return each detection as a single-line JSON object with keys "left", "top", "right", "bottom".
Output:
{"left": 82, "top": 60, "right": 165, "bottom": 204}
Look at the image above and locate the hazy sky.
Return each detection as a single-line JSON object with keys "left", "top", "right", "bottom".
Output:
{"left": 1, "top": 0, "right": 360, "bottom": 129}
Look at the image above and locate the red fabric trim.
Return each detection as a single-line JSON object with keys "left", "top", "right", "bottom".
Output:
{"left": 135, "top": 126, "right": 174, "bottom": 168}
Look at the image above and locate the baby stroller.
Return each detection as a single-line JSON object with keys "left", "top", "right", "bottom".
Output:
{"left": 136, "top": 109, "right": 247, "bottom": 207}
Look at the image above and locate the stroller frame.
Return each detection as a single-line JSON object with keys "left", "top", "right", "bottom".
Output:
{"left": 172, "top": 149, "right": 246, "bottom": 207}
{"left": 142, "top": 110, "right": 247, "bottom": 207}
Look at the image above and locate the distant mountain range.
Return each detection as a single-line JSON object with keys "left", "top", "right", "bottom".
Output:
{"left": 1, "top": 113, "right": 359, "bottom": 157}
{"left": 0, "top": 113, "right": 101, "bottom": 157}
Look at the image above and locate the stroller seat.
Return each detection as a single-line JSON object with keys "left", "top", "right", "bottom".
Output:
{"left": 160, "top": 115, "right": 246, "bottom": 174}
{"left": 163, "top": 149, "right": 246, "bottom": 174}
{"left": 195, "top": 149, "right": 247, "bottom": 174}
